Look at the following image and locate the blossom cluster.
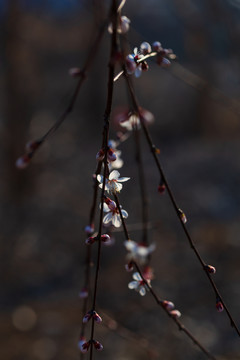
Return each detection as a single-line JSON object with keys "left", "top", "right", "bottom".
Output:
{"left": 126, "top": 41, "right": 176, "bottom": 78}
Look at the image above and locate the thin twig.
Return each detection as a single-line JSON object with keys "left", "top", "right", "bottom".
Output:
{"left": 114, "top": 194, "right": 217, "bottom": 360}
{"left": 123, "top": 69, "right": 240, "bottom": 338}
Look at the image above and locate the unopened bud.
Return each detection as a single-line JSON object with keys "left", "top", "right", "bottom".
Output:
{"left": 93, "top": 311, "right": 102, "bottom": 324}
{"left": 126, "top": 55, "right": 137, "bottom": 74}
{"left": 205, "top": 264, "right": 216, "bottom": 274}
{"left": 152, "top": 41, "right": 162, "bottom": 52}
{"left": 107, "top": 148, "right": 117, "bottom": 162}
{"left": 158, "top": 184, "right": 166, "bottom": 194}
{"left": 79, "top": 287, "right": 88, "bottom": 299}
{"left": 161, "top": 58, "right": 171, "bottom": 67}
{"left": 85, "top": 225, "right": 94, "bottom": 235}
{"left": 93, "top": 340, "right": 103, "bottom": 351}
{"left": 78, "top": 337, "right": 90, "bottom": 353}
{"left": 125, "top": 262, "right": 134, "bottom": 272}
{"left": 104, "top": 197, "right": 116, "bottom": 211}
{"left": 162, "top": 300, "right": 175, "bottom": 311}
{"left": 140, "top": 42, "right": 152, "bottom": 55}
{"left": 69, "top": 67, "right": 81, "bottom": 77}
{"left": 25, "top": 140, "right": 42, "bottom": 152}
{"left": 216, "top": 300, "right": 224, "bottom": 312}
{"left": 119, "top": 16, "right": 130, "bottom": 33}
{"left": 170, "top": 309, "right": 181, "bottom": 318}
{"left": 82, "top": 311, "right": 92, "bottom": 323}
{"left": 16, "top": 154, "right": 31, "bottom": 169}
{"left": 100, "top": 234, "right": 111, "bottom": 244}
{"left": 85, "top": 236, "right": 96, "bottom": 245}
{"left": 178, "top": 209, "right": 187, "bottom": 224}
{"left": 96, "top": 149, "right": 105, "bottom": 161}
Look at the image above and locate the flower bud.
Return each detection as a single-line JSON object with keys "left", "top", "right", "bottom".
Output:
{"left": 205, "top": 265, "right": 216, "bottom": 274}
{"left": 25, "top": 140, "right": 42, "bottom": 152}
{"left": 107, "top": 148, "right": 117, "bottom": 162}
{"left": 93, "top": 311, "right": 102, "bottom": 323}
{"left": 82, "top": 311, "right": 92, "bottom": 323}
{"left": 104, "top": 197, "right": 116, "bottom": 211}
{"left": 216, "top": 300, "right": 224, "bottom": 312}
{"left": 96, "top": 149, "right": 105, "bottom": 161}
{"left": 140, "top": 42, "right": 152, "bottom": 55}
{"left": 125, "top": 262, "right": 134, "bottom": 272}
{"left": 78, "top": 337, "right": 90, "bottom": 353}
{"left": 162, "top": 300, "right": 175, "bottom": 311}
{"left": 119, "top": 16, "right": 130, "bottom": 33}
{"left": 178, "top": 209, "right": 187, "bottom": 224}
{"left": 93, "top": 340, "right": 103, "bottom": 351}
{"left": 69, "top": 67, "right": 81, "bottom": 77}
{"left": 100, "top": 234, "right": 111, "bottom": 244}
{"left": 125, "top": 55, "right": 137, "bottom": 74}
{"left": 170, "top": 309, "right": 181, "bottom": 318}
{"left": 85, "top": 225, "right": 94, "bottom": 235}
{"left": 152, "top": 41, "right": 162, "bottom": 52}
{"left": 16, "top": 154, "right": 31, "bottom": 169}
{"left": 79, "top": 287, "right": 88, "bottom": 299}
{"left": 161, "top": 58, "right": 171, "bottom": 67}
{"left": 85, "top": 236, "right": 96, "bottom": 245}
{"left": 158, "top": 184, "right": 166, "bottom": 194}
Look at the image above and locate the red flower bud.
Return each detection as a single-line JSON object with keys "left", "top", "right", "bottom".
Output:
{"left": 216, "top": 300, "right": 224, "bottom": 312}
{"left": 205, "top": 265, "right": 216, "bottom": 274}
{"left": 96, "top": 149, "right": 105, "bottom": 161}
{"left": 82, "top": 311, "right": 92, "bottom": 323}
{"left": 93, "top": 340, "right": 103, "bottom": 351}
{"left": 93, "top": 311, "right": 102, "bottom": 324}
{"left": 85, "top": 236, "right": 96, "bottom": 245}
{"left": 162, "top": 300, "right": 175, "bottom": 311}
{"left": 107, "top": 148, "right": 117, "bottom": 162}
{"left": 16, "top": 154, "right": 31, "bottom": 169}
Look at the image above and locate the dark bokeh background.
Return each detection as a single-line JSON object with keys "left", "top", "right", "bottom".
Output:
{"left": 1, "top": 0, "right": 240, "bottom": 359}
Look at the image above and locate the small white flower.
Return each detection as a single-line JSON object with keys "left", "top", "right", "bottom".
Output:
{"left": 124, "top": 240, "right": 156, "bottom": 265}
{"left": 97, "top": 170, "right": 130, "bottom": 194}
{"left": 119, "top": 108, "right": 154, "bottom": 131}
{"left": 102, "top": 202, "right": 128, "bottom": 228}
{"left": 128, "top": 272, "right": 150, "bottom": 296}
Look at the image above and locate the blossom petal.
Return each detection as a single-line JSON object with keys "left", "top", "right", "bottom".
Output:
{"left": 121, "top": 209, "right": 128, "bottom": 218}
{"left": 124, "top": 240, "right": 137, "bottom": 252}
{"left": 103, "top": 203, "right": 109, "bottom": 212}
{"left": 139, "top": 287, "right": 146, "bottom": 296}
{"left": 113, "top": 182, "right": 122, "bottom": 192}
{"left": 117, "top": 177, "right": 130, "bottom": 183}
{"left": 128, "top": 281, "right": 138, "bottom": 289}
{"left": 97, "top": 174, "right": 103, "bottom": 183}
{"left": 135, "top": 66, "right": 142, "bottom": 78}
{"left": 133, "top": 272, "right": 141, "bottom": 281}
{"left": 112, "top": 214, "right": 121, "bottom": 228}
{"left": 103, "top": 213, "right": 113, "bottom": 224}
{"left": 109, "top": 170, "right": 120, "bottom": 180}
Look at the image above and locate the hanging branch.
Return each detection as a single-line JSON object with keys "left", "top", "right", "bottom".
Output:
{"left": 122, "top": 70, "right": 240, "bottom": 338}
{"left": 16, "top": 18, "right": 107, "bottom": 169}
{"left": 114, "top": 193, "right": 217, "bottom": 360}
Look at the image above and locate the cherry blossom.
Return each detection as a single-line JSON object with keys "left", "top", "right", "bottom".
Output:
{"left": 115, "top": 107, "right": 154, "bottom": 132}
{"left": 97, "top": 170, "right": 130, "bottom": 194}
{"left": 128, "top": 272, "right": 151, "bottom": 296}
{"left": 102, "top": 202, "right": 128, "bottom": 228}
{"left": 124, "top": 240, "right": 156, "bottom": 265}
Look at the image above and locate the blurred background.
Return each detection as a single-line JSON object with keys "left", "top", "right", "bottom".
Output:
{"left": 1, "top": 0, "right": 240, "bottom": 359}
